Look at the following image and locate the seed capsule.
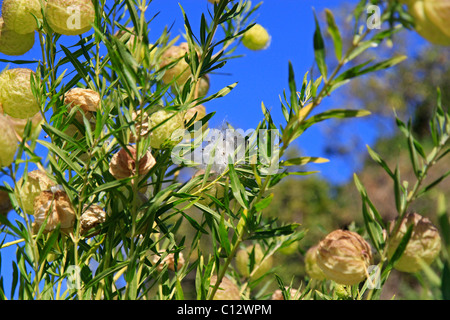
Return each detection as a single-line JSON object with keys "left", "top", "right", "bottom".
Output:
{"left": 387, "top": 212, "right": 441, "bottom": 273}
{"left": 0, "top": 113, "right": 18, "bottom": 167}
{"left": 148, "top": 108, "right": 184, "bottom": 149}
{"left": 109, "top": 146, "right": 156, "bottom": 180}
{"left": 209, "top": 275, "right": 240, "bottom": 300}
{"left": 152, "top": 252, "right": 185, "bottom": 272}
{"left": 235, "top": 243, "right": 273, "bottom": 279}
{"left": 159, "top": 42, "right": 193, "bottom": 86}
{"left": 45, "top": 0, "right": 95, "bottom": 36}
{"left": 407, "top": 0, "right": 450, "bottom": 45}
{"left": 305, "top": 245, "right": 327, "bottom": 281}
{"left": 0, "top": 17, "right": 35, "bottom": 56}
{"left": 316, "top": 230, "right": 373, "bottom": 285}
{"left": 15, "top": 170, "right": 55, "bottom": 215}
{"left": 1, "top": 104, "right": 43, "bottom": 140}
{"left": 0, "top": 68, "right": 40, "bottom": 119}
{"left": 80, "top": 204, "right": 106, "bottom": 237}
{"left": 1, "top": 0, "right": 43, "bottom": 34}
{"left": 242, "top": 24, "right": 271, "bottom": 51}
{"left": 33, "top": 189, "right": 76, "bottom": 234}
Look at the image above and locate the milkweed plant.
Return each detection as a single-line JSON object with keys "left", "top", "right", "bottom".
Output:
{"left": 0, "top": 0, "right": 449, "bottom": 300}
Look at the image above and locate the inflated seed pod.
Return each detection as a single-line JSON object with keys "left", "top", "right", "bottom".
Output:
{"left": 1, "top": 0, "right": 43, "bottom": 34}
{"left": 305, "top": 245, "right": 327, "bottom": 281}
{"left": 387, "top": 212, "right": 441, "bottom": 273}
{"left": 209, "top": 275, "right": 241, "bottom": 300}
{"left": 159, "top": 42, "right": 193, "bottom": 86}
{"left": 0, "top": 68, "right": 40, "bottom": 119}
{"left": 235, "top": 243, "right": 273, "bottom": 280}
{"left": 242, "top": 24, "right": 271, "bottom": 51}
{"left": 33, "top": 188, "right": 76, "bottom": 234}
{"left": 316, "top": 230, "right": 373, "bottom": 285}
{"left": 15, "top": 170, "right": 55, "bottom": 215}
{"left": 0, "top": 113, "right": 18, "bottom": 168}
{"left": 271, "top": 287, "right": 300, "bottom": 300}
{"left": 152, "top": 252, "right": 185, "bottom": 272}
{"left": 406, "top": 0, "right": 450, "bottom": 45}
{"left": 80, "top": 204, "right": 106, "bottom": 237}
{"left": 0, "top": 17, "right": 35, "bottom": 56}
{"left": 45, "top": 0, "right": 95, "bottom": 36}
{"left": 109, "top": 146, "right": 156, "bottom": 180}
{"left": 190, "top": 170, "right": 225, "bottom": 206}
{"left": 148, "top": 108, "right": 184, "bottom": 149}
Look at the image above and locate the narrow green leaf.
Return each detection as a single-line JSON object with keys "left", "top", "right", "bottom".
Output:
{"left": 313, "top": 10, "right": 327, "bottom": 80}
{"left": 325, "top": 9, "right": 342, "bottom": 61}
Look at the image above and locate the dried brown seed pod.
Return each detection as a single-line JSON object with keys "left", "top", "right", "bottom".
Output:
{"left": 235, "top": 243, "right": 273, "bottom": 279}
{"left": 209, "top": 275, "right": 241, "bottom": 300}
{"left": 130, "top": 109, "right": 150, "bottom": 143}
{"left": 33, "top": 189, "right": 76, "bottom": 234}
{"left": 109, "top": 146, "right": 156, "bottom": 180}
{"left": 15, "top": 170, "right": 55, "bottom": 215}
{"left": 152, "top": 252, "right": 185, "bottom": 272}
{"left": 387, "top": 212, "right": 441, "bottom": 273}
{"left": 80, "top": 204, "right": 106, "bottom": 237}
{"left": 64, "top": 88, "right": 100, "bottom": 113}
{"left": 316, "top": 230, "right": 373, "bottom": 285}
{"left": 271, "top": 287, "right": 300, "bottom": 300}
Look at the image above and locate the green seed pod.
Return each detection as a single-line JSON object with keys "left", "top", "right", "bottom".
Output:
{"left": 0, "top": 68, "right": 40, "bottom": 119}
{"left": 235, "top": 243, "right": 273, "bottom": 279}
{"left": 1, "top": 0, "right": 43, "bottom": 34}
{"left": 148, "top": 108, "right": 184, "bottom": 149}
{"left": 316, "top": 230, "right": 373, "bottom": 285}
{"left": 0, "top": 113, "right": 18, "bottom": 168}
{"left": 0, "top": 17, "right": 35, "bottom": 56}
{"left": 45, "top": 0, "right": 95, "bottom": 36}
{"left": 209, "top": 275, "right": 240, "bottom": 300}
{"left": 14, "top": 170, "right": 55, "bottom": 215}
{"left": 242, "top": 24, "right": 271, "bottom": 51}
{"left": 407, "top": 0, "right": 450, "bottom": 45}
{"left": 190, "top": 170, "right": 225, "bottom": 206}
{"left": 305, "top": 245, "right": 327, "bottom": 281}
{"left": 387, "top": 212, "right": 441, "bottom": 273}
{"left": 159, "top": 42, "right": 192, "bottom": 86}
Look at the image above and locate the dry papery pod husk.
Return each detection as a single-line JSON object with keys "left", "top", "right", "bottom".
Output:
{"left": 209, "top": 275, "right": 241, "bottom": 300}
{"left": 271, "top": 287, "right": 300, "bottom": 300}
{"left": 80, "top": 204, "right": 106, "bottom": 237}
{"left": 33, "top": 188, "right": 76, "bottom": 234}
{"left": 316, "top": 229, "right": 373, "bottom": 286}
{"left": 151, "top": 252, "right": 185, "bottom": 272}
{"left": 109, "top": 146, "right": 156, "bottom": 180}
{"left": 130, "top": 109, "right": 150, "bottom": 143}
{"left": 64, "top": 88, "right": 101, "bottom": 113}
{"left": 387, "top": 212, "right": 441, "bottom": 273}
